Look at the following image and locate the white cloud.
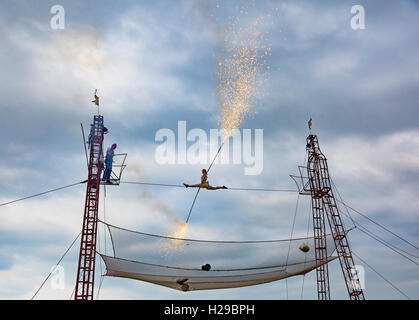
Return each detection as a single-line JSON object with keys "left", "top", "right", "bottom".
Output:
{"left": 325, "top": 130, "right": 419, "bottom": 221}
{"left": 1, "top": 0, "right": 418, "bottom": 300}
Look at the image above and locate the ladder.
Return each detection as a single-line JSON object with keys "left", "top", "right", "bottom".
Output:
{"left": 306, "top": 134, "right": 365, "bottom": 300}
{"left": 74, "top": 115, "right": 104, "bottom": 300}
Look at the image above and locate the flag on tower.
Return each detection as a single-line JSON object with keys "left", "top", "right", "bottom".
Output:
{"left": 92, "top": 89, "right": 99, "bottom": 106}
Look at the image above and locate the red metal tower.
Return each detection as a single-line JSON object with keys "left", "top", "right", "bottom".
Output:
{"left": 292, "top": 134, "right": 365, "bottom": 300}
{"left": 74, "top": 115, "right": 104, "bottom": 300}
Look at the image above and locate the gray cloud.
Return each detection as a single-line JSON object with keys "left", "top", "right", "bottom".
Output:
{"left": 0, "top": 0, "right": 418, "bottom": 300}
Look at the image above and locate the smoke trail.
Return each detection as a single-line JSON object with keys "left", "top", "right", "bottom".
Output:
{"left": 140, "top": 190, "right": 188, "bottom": 254}
{"left": 140, "top": 190, "right": 183, "bottom": 225}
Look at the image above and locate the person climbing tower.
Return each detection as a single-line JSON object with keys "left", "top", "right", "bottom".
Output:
{"left": 103, "top": 143, "right": 117, "bottom": 183}
{"left": 184, "top": 169, "right": 227, "bottom": 190}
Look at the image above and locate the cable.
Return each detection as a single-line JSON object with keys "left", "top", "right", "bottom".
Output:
{"left": 0, "top": 181, "right": 86, "bottom": 208}
{"left": 330, "top": 178, "right": 419, "bottom": 260}
{"left": 285, "top": 193, "right": 300, "bottom": 300}
{"left": 96, "top": 275, "right": 105, "bottom": 300}
{"left": 330, "top": 179, "right": 356, "bottom": 229}
{"left": 300, "top": 197, "right": 312, "bottom": 300}
{"left": 103, "top": 185, "right": 107, "bottom": 255}
{"left": 96, "top": 184, "right": 108, "bottom": 300}
{"left": 228, "top": 187, "right": 297, "bottom": 192}
{"left": 80, "top": 123, "right": 89, "bottom": 170}
{"left": 337, "top": 209, "right": 419, "bottom": 265}
{"left": 96, "top": 197, "right": 103, "bottom": 300}
{"left": 121, "top": 177, "right": 417, "bottom": 256}
{"left": 69, "top": 285, "right": 76, "bottom": 300}
{"left": 184, "top": 142, "right": 225, "bottom": 223}
{"left": 31, "top": 231, "right": 82, "bottom": 300}
{"left": 120, "top": 180, "right": 297, "bottom": 192}
{"left": 186, "top": 188, "right": 201, "bottom": 223}
{"left": 354, "top": 223, "right": 419, "bottom": 266}
{"left": 207, "top": 142, "right": 225, "bottom": 173}
{"left": 120, "top": 181, "right": 185, "bottom": 188}
{"left": 337, "top": 204, "right": 419, "bottom": 261}
{"left": 337, "top": 199, "right": 419, "bottom": 252}
{"left": 352, "top": 251, "right": 411, "bottom": 300}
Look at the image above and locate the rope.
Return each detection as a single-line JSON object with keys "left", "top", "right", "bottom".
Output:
{"left": 80, "top": 123, "right": 89, "bottom": 170}
{"left": 207, "top": 142, "right": 224, "bottom": 173}
{"left": 69, "top": 285, "right": 76, "bottom": 300}
{"left": 352, "top": 251, "right": 411, "bottom": 300}
{"left": 100, "top": 253, "right": 320, "bottom": 272}
{"left": 0, "top": 181, "right": 86, "bottom": 208}
{"left": 300, "top": 196, "right": 312, "bottom": 300}
{"left": 96, "top": 238, "right": 104, "bottom": 300}
{"left": 121, "top": 181, "right": 297, "bottom": 193}
{"left": 186, "top": 188, "right": 201, "bottom": 223}
{"left": 185, "top": 142, "right": 225, "bottom": 223}
{"left": 102, "top": 184, "right": 107, "bottom": 256}
{"left": 338, "top": 198, "right": 419, "bottom": 252}
{"left": 120, "top": 181, "right": 185, "bottom": 188}
{"left": 96, "top": 275, "right": 105, "bottom": 300}
{"left": 31, "top": 231, "right": 82, "bottom": 300}
{"left": 331, "top": 179, "right": 356, "bottom": 229}
{"left": 285, "top": 193, "right": 300, "bottom": 300}
{"left": 228, "top": 187, "right": 297, "bottom": 192}
{"left": 337, "top": 208, "right": 419, "bottom": 264}
{"left": 354, "top": 223, "right": 419, "bottom": 265}
{"left": 330, "top": 178, "right": 419, "bottom": 261}
{"left": 96, "top": 183, "right": 109, "bottom": 300}
{"left": 99, "top": 219, "right": 321, "bottom": 243}
{"left": 95, "top": 193, "right": 104, "bottom": 300}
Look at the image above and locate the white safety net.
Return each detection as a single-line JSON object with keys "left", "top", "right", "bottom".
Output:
{"left": 100, "top": 222, "right": 338, "bottom": 291}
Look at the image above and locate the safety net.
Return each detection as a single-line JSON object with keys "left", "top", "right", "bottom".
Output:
{"left": 99, "top": 222, "right": 338, "bottom": 291}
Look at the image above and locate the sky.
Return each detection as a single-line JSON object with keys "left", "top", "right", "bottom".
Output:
{"left": 0, "top": 0, "right": 418, "bottom": 300}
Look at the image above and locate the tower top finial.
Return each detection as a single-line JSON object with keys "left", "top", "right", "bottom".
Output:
{"left": 92, "top": 89, "right": 99, "bottom": 107}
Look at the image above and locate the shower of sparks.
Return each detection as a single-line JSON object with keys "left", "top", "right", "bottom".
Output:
{"left": 217, "top": 7, "right": 276, "bottom": 141}
{"left": 160, "top": 4, "right": 278, "bottom": 255}
{"left": 160, "top": 222, "right": 189, "bottom": 256}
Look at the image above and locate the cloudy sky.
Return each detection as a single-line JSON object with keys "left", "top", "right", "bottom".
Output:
{"left": 0, "top": 0, "right": 418, "bottom": 300}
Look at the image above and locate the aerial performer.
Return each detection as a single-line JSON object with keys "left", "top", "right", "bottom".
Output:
{"left": 103, "top": 143, "right": 117, "bottom": 183}
{"left": 184, "top": 169, "right": 227, "bottom": 190}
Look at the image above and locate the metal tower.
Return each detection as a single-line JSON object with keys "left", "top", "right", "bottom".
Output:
{"left": 292, "top": 134, "right": 365, "bottom": 300}
{"left": 74, "top": 115, "right": 104, "bottom": 300}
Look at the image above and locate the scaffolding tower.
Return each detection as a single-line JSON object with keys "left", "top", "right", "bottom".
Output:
{"left": 74, "top": 115, "right": 104, "bottom": 300}
{"left": 292, "top": 134, "right": 365, "bottom": 300}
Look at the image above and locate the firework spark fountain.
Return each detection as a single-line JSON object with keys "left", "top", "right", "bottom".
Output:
{"left": 162, "top": 4, "right": 276, "bottom": 253}
{"left": 216, "top": 7, "right": 275, "bottom": 141}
